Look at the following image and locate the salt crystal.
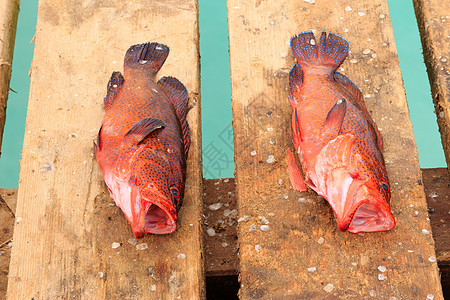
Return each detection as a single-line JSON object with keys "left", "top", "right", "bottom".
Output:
{"left": 317, "top": 237, "right": 325, "bottom": 244}
{"left": 238, "top": 215, "right": 250, "bottom": 222}
{"left": 351, "top": 262, "right": 357, "bottom": 266}
{"left": 255, "top": 244, "right": 262, "bottom": 252}
{"left": 268, "top": 213, "right": 275, "bottom": 216}
{"left": 260, "top": 225, "right": 270, "bottom": 231}
{"left": 260, "top": 217, "right": 269, "bottom": 225}
{"left": 378, "top": 274, "right": 386, "bottom": 280}
{"left": 422, "top": 229, "right": 430, "bottom": 235}
{"left": 136, "top": 243, "right": 148, "bottom": 250}
{"left": 40, "top": 162, "right": 54, "bottom": 173}
{"left": 283, "top": 194, "right": 289, "bottom": 199}
{"left": 111, "top": 242, "right": 120, "bottom": 249}
{"left": 127, "top": 238, "right": 137, "bottom": 246}
{"left": 379, "top": 13, "right": 386, "bottom": 19}
{"left": 415, "top": 211, "right": 419, "bottom": 215}
{"left": 150, "top": 285, "right": 156, "bottom": 291}
{"left": 112, "top": 84, "right": 118, "bottom": 88}
{"left": 310, "top": 39, "right": 316, "bottom": 45}
{"left": 16, "top": 217, "right": 22, "bottom": 224}
{"left": 278, "top": 179, "right": 283, "bottom": 185}
{"left": 427, "top": 294, "right": 434, "bottom": 300}
{"left": 363, "top": 49, "right": 371, "bottom": 54}
{"left": 249, "top": 224, "right": 257, "bottom": 232}
{"left": 358, "top": 11, "right": 366, "bottom": 16}
{"left": 298, "top": 198, "right": 306, "bottom": 203}
{"left": 372, "top": 53, "right": 377, "bottom": 58}
{"left": 0, "top": 251, "right": 4, "bottom": 256}
{"left": 224, "top": 178, "right": 229, "bottom": 183}
{"left": 378, "top": 266, "right": 387, "bottom": 272}
{"left": 441, "top": 57, "right": 447, "bottom": 62}
{"left": 307, "top": 267, "right": 317, "bottom": 272}
{"left": 323, "top": 283, "right": 334, "bottom": 293}
{"left": 428, "top": 256, "right": 436, "bottom": 263}
{"left": 345, "top": 6, "right": 352, "bottom": 12}
{"left": 251, "top": 150, "right": 257, "bottom": 156}
{"left": 408, "top": 250, "right": 414, "bottom": 253}
{"left": 177, "top": 253, "right": 186, "bottom": 260}
{"left": 266, "top": 155, "right": 275, "bottom": 163}
{"left": 350, "top": 59, "right": 358, "bottom": 64}
{"left": 208, "top": 203, "right": 222, "bottom": 211}
{"left": 98, "top": 272, "right": 104, "bottom": 278}
{"left": 207, "top": 228, "right": 216, "bottom": 236}
{"left": 343, "top": 29, "right": 349, "bottom": 33}
{"left": 280, "top": 53, "right": 287, "bottom": 58}
{"left": 139, "top": 60, "right": 148, "bottom": 65}
{"left": 222, "top": 243, "right": 229, "bottom": 247}
{"left": 303, "top": 0, "right": 315, "bottom": 3}
{"left": 369, "top": 290, "right": 376, "bottom": 297}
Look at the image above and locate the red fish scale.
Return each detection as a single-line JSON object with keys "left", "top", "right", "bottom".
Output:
{"left": 97, "top": 68, "right": 186, "bottom": 212}
{"left": 294, "top": 73, "right": 388, "bottom": 199}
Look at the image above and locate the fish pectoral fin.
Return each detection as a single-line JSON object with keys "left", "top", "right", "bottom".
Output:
{"left": 321, "top": 98, "right": 347, "bottom": 140}
{"left": 287, "top": 148, "right": 308, "bottom": 192}
{"left": 157, "top": 76, "right": 191, "bottom": 157}
{"left": 125, "top": 117, "right": 166, "bottom": 144}
{"left": 94, "top": 124, "right": 103, "bottom": 153}
{"left": 104, "top": 71, "right": 124, "bottom": 110}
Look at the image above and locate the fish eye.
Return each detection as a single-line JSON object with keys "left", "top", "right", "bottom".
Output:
{"left": 381, "top": 182, "right": 389, "bottom": 192}
{"left": 170, "top": 186, "right": 179, "bottom": 197}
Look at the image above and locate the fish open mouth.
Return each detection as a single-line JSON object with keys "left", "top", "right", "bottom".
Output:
{"left": 347, "top": 201, "right": 395, "bottom": 233}
{"left": 144, "top": 204, "right": 176, "bottom": 235}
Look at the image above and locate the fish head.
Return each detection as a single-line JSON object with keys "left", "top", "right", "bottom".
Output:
{"left": 315, "top": 134, "right": 395, "bottom": 233}
{"left": 105, "top": 148, "right": 184, "bottom": 239}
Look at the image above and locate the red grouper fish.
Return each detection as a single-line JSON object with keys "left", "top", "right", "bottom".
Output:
{"left": 94, "top": 42, "right": 190, "bottom": 238}
{"left": 287, "top": 31, "right": 395, "bottom": 233}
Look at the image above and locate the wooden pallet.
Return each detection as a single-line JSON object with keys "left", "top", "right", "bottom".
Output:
{"left": 228, "top": 0, "right": 443, "bottom": 298}
{"left": 6, "top": 1, "right": 204, "bottom": 299}
{"left": 1, "top": 0, "right": 448, "bottom": 299}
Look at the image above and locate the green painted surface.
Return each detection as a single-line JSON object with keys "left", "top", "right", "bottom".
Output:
{"left": 0, "top": 0, "right": 446, "bottom": 187}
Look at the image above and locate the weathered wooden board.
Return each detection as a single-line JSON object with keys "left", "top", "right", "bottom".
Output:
{"left": 203, "top": 178, "right": 238, "bottom": 277}
{"left": 0, "top": 188, "right": 15, "bottom": 300}
{"left": 228, "top": 0, "right": 443, "bottom": 299}
{"left": 0, "top": 0, "right": 19, "bottom": 152}
{"left": 7, "top": 1, "right": 204, "bottom": 299}
{"left": 412, "top": 0, "right": 450, "bottom": 171}
{"left": 422, "top": 168, "right": 450, "bottom": 296}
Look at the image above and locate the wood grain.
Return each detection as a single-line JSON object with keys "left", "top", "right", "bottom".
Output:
{"left": 412, "top": 0, "right": 450, "bottom": 171}
{"left": 0, "top": 0, "right": 20, "bottom": 152}
{"left": 228, "top": 0, "right": 443, "bottom": 298}
{"left": 7, "top": 1, "right": 204, "bottom": 299}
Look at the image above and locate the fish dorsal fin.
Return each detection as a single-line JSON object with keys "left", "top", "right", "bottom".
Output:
{"left": 104, "top": 72, "right": 124, "bottom": 110}
{"left": 334, "top": 72, "right": 384, "bottom": 149}
{"left": 157, "top": 76, "right": 191, "bottom": 157}
{"left": 321, "top": 98, "right": 347, "bottom": 141}
{"left": 124, "top": 42, "right": 169, "bottom": 73}
{"left": 125, "top": 117, "right": 166, "bottom": 144}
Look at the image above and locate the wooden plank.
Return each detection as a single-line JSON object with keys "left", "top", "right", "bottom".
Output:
{"left": 203, "top": 178, "right": 238, "bottom": 276}
{"left": 422, "top": 168, "right": 450, "bottom": 296}
{"left": 412, "top": 0, "right": 450, "bottom": 171}
{"left": 0, "top": 0, "right": 20, "bottom": 151}
{"left": 7, "top": 1, "right": 204, "bottom": 299}
{"left": 0, "top": 188, "right": 15, "bottom": 300}
{"left": 227, "top": 1, "right": 443, "bottom": 299}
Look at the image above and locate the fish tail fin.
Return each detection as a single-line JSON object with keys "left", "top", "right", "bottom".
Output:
{"left": 124, "top": 42, "right": 169, "bottom": 72}
{"left": 290, "top": 31, "right": 349, "bottom": 74}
